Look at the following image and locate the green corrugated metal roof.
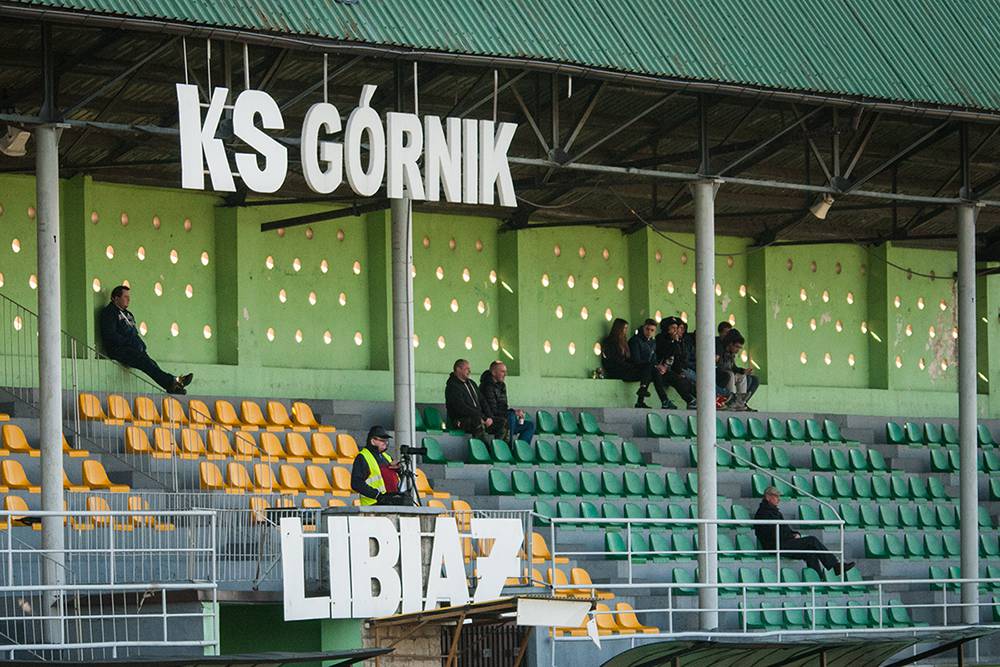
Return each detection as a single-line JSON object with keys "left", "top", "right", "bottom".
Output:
{"left": 5, "top": 0, "right": 1000, "bottom": 112}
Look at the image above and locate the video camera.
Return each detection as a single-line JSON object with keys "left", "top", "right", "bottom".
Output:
{"left": 399, "top": 445, "right": 428, "bottom": 457}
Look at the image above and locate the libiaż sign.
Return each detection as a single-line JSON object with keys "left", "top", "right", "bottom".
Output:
{"left": 280, "top": 516, "right": 523, "bottom": 620}
{"left": 176, "top": 83, "right": 518, "bottom": 206}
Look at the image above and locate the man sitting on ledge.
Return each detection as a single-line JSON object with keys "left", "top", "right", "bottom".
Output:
{"left": 753, "top": 486, "right": 855, "bottom": 575}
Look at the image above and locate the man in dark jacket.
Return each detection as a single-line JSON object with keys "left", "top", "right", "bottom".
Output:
{"left": 480, "top": 360, "right": 535, "bottom": 445}
{"left": 653, "top": 317, "right": 697, "bottom": 409}
{"left": 753, "top": 486, "right": 854, "bottom": 574}
{"left": 716, "top": 328, "right": 759, "bottom": 410}
{"left": 99, "top": 285, "right": 192, "bottom": 394}
{"left": 350, "top": 425, "right": 400, "bottom": 505}
{"left": 629, "top": 319, "right": 674, "bottom": 409}
{"left": 445, "top": 358, "right": 489, "bottom": 440}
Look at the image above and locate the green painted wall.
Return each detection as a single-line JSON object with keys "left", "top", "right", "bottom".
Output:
{"left": 218, "top": 603, "right": 361, "bottom": 666}
{"left": 1, "top": 173, "right": 998, "bottom": 418}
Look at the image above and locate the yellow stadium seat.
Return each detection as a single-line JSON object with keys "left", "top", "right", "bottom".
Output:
{"left": 258, "top": 432, "right": 288, "bottom": 460}
{"left": 133, "top": 396, "right": 162, "bottom": 424}
{"left": 233, "top": 431, "right": 260, "bottom": 459}
{"left": 152, "top": 428, "right": 179, "bottom": 457}
{"left": 3, "top": 495, "right": 38, "bottom": 530}
{"left": 594, "top": 603, "right": 634, "bottom": 635}
{"left": 241, "top": 401, "right": 279, "bottom": 431}
{"left": 125, "top": 426, "right": 154, "bottom": 457}
{"left": 1, "top": 424, "right": 31, "bottom": 456}
{"left": 532, "top": 531, "right": 569, "bottom": 564}
{"left": 334, "top": 433, "right": 359, "bottom": 463}
{"left": 279, "top": 465, "right": 308, "bottom": 494}
{"left": 330, "top": 466, "right": 353, "bottom": 496}
{"left": 301, "top": 497, "right": 322, "bottom": 508}
{"left": 63, "top": 434, "right": 89, "bottom": 458}
{"left": 226, "top": 463, "right": 256, "bottom": 493}
{"left": 0, "top": 413, "right": 8, "bottom": 422}
{"left": 63, "top": 470, "right": 88, "bottom": 493}
{"left": 291, "top": 402, "right": 335, "bottom": 432}
{"left": 253, "top": 463, "right": 285, "bottom": 494}
{"left": 249, "top": 496, "right": 269, "bottom": 522}
{"left": 180, "top": 429, "right": 208, "bottom": 458}
{"left": 127, "top": 495, "right": 173, "bottom": 530}
{"left": 83, "top": 460, "right": 129, "bottom": 493}
{"left": 305, "top": 465, "right": 334, "bottom": 496}
{"left": 199, "top": 461, "right": 229, "bottom": 493}
{"left": 266, "top": 401, "right": 299, "bottom": 430}
{"left": 546, "top": 567, "right": 574, "bottom": 598}
{"left": 615, "top": 603, "right": 659, "bottom": 634}
{"left": 427, "top": 499, "right": 447, "bottom": 509}
{"left": 78, "top": 393, "right": 107, "bottom": 422}
{"left": 106, "top": 395, "right": 135, "bottom": 423}
{"left": 187, "top": 399, "right": 215, "bottom": 429}
{"left": 570, "top": 567, "right": 614, "bottom": 600}
{"left": 328, "top": 497, "right": 346, "bottom": 507}
{"left": 215, "top": 400, "right": 248, "bottom": 431}
{"left": 2, "top": 460, "right": 36, "bottom": 493}
{"left": 284, "top": 432, "right": 312, "bottom": 462}
{"left": 161, "top": 397, "right": 192, "bottom": 427}
{"left": 206, "top": 429, "right": 237, "bottom": 460}
{"left": 87, "top": 495, "right": 132, "bottom": 531}
{"left": 311, "top": 433, "right": 337, "bottom": 461}
{"left": 452, "top": 499, "right": 473, "bottom": 531}
{"left": 415, "top": 468, "right": 450, "bottom": 499}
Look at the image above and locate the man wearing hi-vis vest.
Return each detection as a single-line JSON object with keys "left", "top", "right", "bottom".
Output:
{"left": 350, "top": 425, "right": 400, "bottom": 505}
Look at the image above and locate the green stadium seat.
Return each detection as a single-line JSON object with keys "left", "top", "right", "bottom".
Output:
{"left": 759, "top": 567, "right": 781, "bottom": 594}
{"left": 886, "top": 534, "right": 906, "bottom": 559}
{"left": 812, "top": 449, "right": 832, "bottom": 471}
{"left": 942, "top": 423, "right": 959, "bottom": 445}
{"left": 579, "top": 439, "right": 602, "bottom": 465}
{"left": 771, "top": 446, "right": 792, "bottom": 470}
{"left": 414, "top": 409, "right": 426, "bottom": 432}
{"left": 751, "top": 445, "right": 771, "bottom": 469}
{"left": 984, "top": 450, "right": 1000, "bottom": 473}
{"left": 580, "top": 501, "right": 601, "bottom": 526}
{"left": 533, "top": 500, "right": 555, "bottom": 525}
{"left": 671, "top": 568, "right": 697, "bottom": 595}
{"left": 909, "top": 477, "right": 929, "bottom": 500}
{"left": 937, "top": 505, "right": 958, "bottom": 529}
{"left": 791, "top": 474, "right": 813, "bottom": 496}
{"left": 557, "top": 501, "right": 582, "bottom": 525}
{"left": 832, "top": 475, "right": 852, "bottom": 499}
{"left": 986, "top": 565, "right": 1000, "bottom": 590}
{"left": 847, "top": 602, "right": 871, "bottom": 628}
{"left": 930, "top": 449, "right": 952, "bottom": 472}
{"left": 928, "top": 477, "right": 948, "bottom": 499}
{"left": 673, "top": 533, "right": 697, "bottom": 559}
{"left": 667, "top": 504, "right": 688, "bottom": 521}
{"left": 556, "top": 440, "right": 579, "bottom": 464}
{"left": 944, "top": 534, "right": 960, "bottom": 558}
{"left": 747, "top": 418, "right": 767, "bottom": 441}
{"left": 668, "top": 414, "right": 691, "bottom": 439}
{"left": 865, "top": 534, "right": 887, "bottom": 558}
{"left": 647, "top": 503, "right": 668, "bottom": 520}
{"left": 879, "top": 505, "right": 899, "bottom": 529}
{"left": 489, "top": 469, "right": 512, "bottom": 495}
{"left": 801, "top": 566, "right": 823, "bottom": 589}
{"left": 786, "top": 419, "right": 806, "bottom": 442}
{"left": 839, "top": 503, "right": 860, "bottom": 528}
{"left": 536, "top": 410, "right": 558, "bottom": 435}
{"left": 824, "top": 420, "right": 849, "bottom": 443}
{"left": 728, "top": 417, "right": 748, "bottom": 441}
{"left": 732, "top": 443, "right": 752, "bottom": 468}
{"left": 904, "top": 534, "right": 926, "bottom": 559}
{"left": 929, "top": 565, "right": 957, "bottom": 591}
{"left": 979, "top": 506, "right": 994, "bottom": 529}
{"left": 924, "top": 534, "right": 946, "bottom": 559}
{"left": 898, "top": 505, "right": 919, "bottom": 528}
{"left": 646, "top": 413, "right": 668, "bottom": 438}
{"left": 871, "top": 475, "right": 891, "bottom": 499}
{"left": 648, "top": 531, "right": 671, "bottom": 558}
{"left": 718, "top": 504, "right": 732, "bottom": 522}
{"left": 534, "top": 470, "right": 557, "bottom": 496}
{"left": 601, "top": 502, "right": 623, "bottom": 520}
{"left": 978, "top": 424, "right": 996, "bottom": 447}
{"left": 918, "top": 505, "right": 939, "bottom": 529}
{"left": 644, "top": 471, "right": 668, "bottom": 497}
{"left": 751, "top": 473, "right": 769, "bottom": 497}
{"left": 581, "top": 471, "right": 602, "bottom": 496}
{"left": 715, "top": 416, "right": 728, "bottom": 440}
{"left": 557, "top": 470, "right": 580, "bottom": 496}
{"left": 558, "top": 411, "right": 579, "bottom": 436}
{"left": 767, "top": 418, "right": 788, "bottom": 442}
{"left": 825, "top": 603, "right": 850, "bottom": 629}
{"left": 805, "top": 419, "right": 824, "bottom": 442}
{"left": 716, "top": 446, "right": 734, "bottom": 468}
{"left": 761, "top": 603, "right": 784, "bottom": 628}
{"left": 631, "top": 530, "right": 654, "bottom": 562}
{"left": 510, "top": 470, "right": 535, "bottom": 496}
{"left": 605, "top": 531, "right": 628, "bottom": 560}
{"left": 830, "top": 449, "right": 850, "bottom": 472}
{"left": 622, "top": 441, "right": 644, "bottom": 466}
{"left": 579, "top": 411, "right": 605, "bottom": 436}
{"left": 666, "top": 472, "right": 689, "bottom": 497}
{"left": 686, "top": 472, "right": 698, "bottom": 495}
{"left": 491, "top": 439, "right": 514, "bottom": 465}
{"left": 740, "top": 603, "right": 763, "bottom": 631}
{"left": 885, "top": 422, "right": 905, "bottom": 445}
{"left": 798, "top": 504, "right": 820, "bottom": 523}
{"left": 719, "top": 567, "right": 740, "bottom": 595}
{"left": 623, "top": 471, "right": 645, "bottom": 497}
{"left": 732, "top": 504, "right": 751, "bottom": 522}
{"left": 781, "top": 567, "right": 804, "bottom": 593}
{"left": 770, "top": 476, "right": 793, "bottom": 498}
{"left": 981, "top": 535, "right": 999, "bottom": 559}
{"left": 848, "top": 448, "right": 868, "bottom": 472}
{"left": 887, "top": 601, "right": 925, "bottom": 627}
{"left": 601, "top": 441, "right": 623, "bottom": 465}
{"left": 734, "top": 533, "right": 755, "bottom": 559}
{"left": 423, "top": 406, "right": 446, "bottom": 432}
{"left": 819, "top": 504, "right": 839, "bottom": 523}
{"left": 536, "top": 439, "right": 558, "bottom": 464}
{"left": 890, "top": 474, "right": 911, "bottom": 499}
{"left": 992, "top": 478, "right": 1000, "bottom": 501}
{"left": 868, "top": 449, "right": 888, "bottom": 472}
{"left": 623, "top": 502, "right": 645, "bottom": 520}
{"left": 602, "top": 471, "right": 624, "bottom": 497}
{"left": 514, "top": 439, "right": 536, "bottom": 464}
{"left": 924, "top": 422, "right": 943, "bottom": 445}
{"left": 904, "top": 422, "right": 923, "bottom": 445}
{"left": 421, "top": 437, "right": 448, "bottom": 464}
{"left": 468, "top": 438, "right": 492, "bottom": 464}
{"left": 852, "top": 475, "right": 872, "bottom": 499}
{"left": 859, "top": 504, "right": 880, "bottom": 528}
{"left": 717, "top": 533, "right": 735, "bottom": 559}
{"left": 813, "top": 476, "right": 834, "bottom": 499}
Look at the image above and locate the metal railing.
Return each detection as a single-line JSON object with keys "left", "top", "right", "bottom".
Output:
{"left": 0, "top": 508, "right": 218, "bottom": 661}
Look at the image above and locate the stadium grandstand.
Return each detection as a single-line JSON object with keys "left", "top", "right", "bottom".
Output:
{"left": 0, "top": 0, "right": 1000, "bottom": 665}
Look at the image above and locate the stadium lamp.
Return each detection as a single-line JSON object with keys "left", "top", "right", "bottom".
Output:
{"left": 809, "top": 193, "right": 835, "bottom": 220}
{"left": 0, "top": 125, "right": 30, "bottom": 157}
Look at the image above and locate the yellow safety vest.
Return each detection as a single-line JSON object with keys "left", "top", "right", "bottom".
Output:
{"left": 358, "top": 448, "right": 392, "bottom": 505}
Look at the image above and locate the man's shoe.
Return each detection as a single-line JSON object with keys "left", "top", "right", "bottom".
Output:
{"left": 686, "top": 400, "right": 697, "bottom": 410}
{"left": 638, "top": 386, "right": 651, "bottom": 398}
{"left": 635, "top": 399, "right": 650, "bottom": 409}
{"left": 167, "top": 384, "right": 187, "bottom": 395}
{"left": 661, "top": 400, "right": 677, "bottom": 410}
{"left": 179, "top": 373, "right": 194, "bottom": 387}
{"left": 833, "top": 561, "right": 856, "bottom": 576}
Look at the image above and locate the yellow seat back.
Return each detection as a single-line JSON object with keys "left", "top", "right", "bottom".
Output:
{"left": 240, "top": 401, "right": 268, "bottom": 428}
{"left": 188, "top": 399, "right": 214, "bottom": 426}
{"left": 214, "top": 400, "right": 241, "bottom": 427}
{"left": 311, "top": 434, "right": 336, "bottom": 459}
{"left": 199, "top": 462, "right": 225, "bottom": 490}
{"left": 305, "top": 465, "right": 332, "bottom": 491}
{"left": 152, "top": 428, "right": 178, "bottom": 454}
{"left": 82, "top": 460, "right": 113, "bottom": 487}
{"left": 134, "top": 396, "right": 161, "bottom": 422}
{"left": 285, "top": 432, "right": 311, "bottom": 458}
{"left": 2, "top": 424, "right": 32, "bottom": 452}
{"left": 279, "top": 465, "right": 306, "bottom": 491}
{"left": 233, "top": 431, "right": 259, "bottom": 457}
{"left": 86, "top": 495, "right": 112, "bottom": 512}
{"left": 330, "top": 466, "right": 352, "bottom": 492}
{"left": 249, "top": 496, "right": 269, "bottom": 522}
{"left": 107, "top": 395, "right": 133, "bottom": 421}
{"left": 207, "top": 429, "right": 234, "bottom": 457}
{"left": 335, "top": 433, "right": 359, "bottom": 459}
{"left": 125, "top": 426, "right": 151, "bottom": 454}
{"left": 259, "top": 432, "right": 285, "bottom": 458}
{"left": 2, "top": 460, "right": 31, "bottom": 488}
{"left": 532, "top": 532, "right": 553, "bottom": 560}
{"left": 161, "top": 397, "right": 189, "bottom": 425}
{"left": 226, "top": 463, "right": 253, "bottom": 491}
{"left": 79, "top": 393, "right": 106, "bottom": 420}
{"left": 266, "top": 401, "right": 293, "bottom": 428}
{"left": 254, "top": 464, "right": 279, "bottom": 492}
{"left": 180, "top": 428, "right": 206, "bottom": 455}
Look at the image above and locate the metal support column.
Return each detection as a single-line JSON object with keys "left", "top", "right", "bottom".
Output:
{"left": 391, "top": 195, "right": 417, "bottom": 477}
{"left": 692, "top": 179, "right": 718, "bottom": 630}
{"left": 957, "top": 202, "right": 979, "bottom": 625}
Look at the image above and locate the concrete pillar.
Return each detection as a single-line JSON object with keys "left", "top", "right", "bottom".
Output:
{"left": 692, "top": 180, "right": 718, "bottom": 630}
{"left": 35, "top": 123, "right": 65, "bottom": 643}
{"left": 391, "top": 197, "right": 416, "bottom": 465}
{"left": 957, "top": 203, "right": 980, "bottom": 624}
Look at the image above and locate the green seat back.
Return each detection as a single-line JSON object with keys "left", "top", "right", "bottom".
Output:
{"left": 666, "top": 472, "right": 688, "bottom": 497}
{"left": 819, "top": 504, "right": 839, "bottom": 522}
{"left": 759, "top": 567, "right": 780, "bottom": 592}
{"left": 732, "top": 443, "right": 752, "bottom": 468}
{"left": 646, "top": 413, "right": 668, "bottom": 437}
{"left": 579, "top": 439, "right": 602, "bottom": 464}
{"left": 885, "top": 422, "right": 905, "bottom": 444}
{"left": 813, "top": 475, "right": 833, "bottom": 498}
{"left": 512, "top": 469, "right": 535, "bottom": 495}
{"left": 649, "top": 531, "right": 672, "bottom": 557}
{"left": 781, "top": 567, "right": 803, "bottom": 593}
{"left": 623, "top": 471, "right": 645, "bottom": 497}
{"left": 942, "top": 423, "right": 959, "bottom": 445}
{"left": 852, "top": 475, "right": 872, "bottom": 499}
{"left": 981, "top": 535, "right": 1000, "bottom": 558}
{"left": 928, "top": 477, "right": 948, "bottom": 499}
{"left": 514, "top": 439, "right": 536, "bottom": 464}
{"left": 798, "top": 504, "right": 819, "bottom": 522}
{"left": 667, "top": 503, "right": 688, "bottom": 520}
{"left": 827, "top": 604, "right": 849, "bottom": 627}
{"left": 718, "top": 567, "right": 739, "bottom": 593}
{"left": 909, "top": 476, "right": 929, "bottom": 500}
{"left": 898, "top": 504, "right": 919, "bottom": 528}
{"left": 885, "top": 534, "right": 906, "bottom": 558}
{"left": 601, "top": 441, "right": 623, "bottom": 465}
{"left": 830, "top": 449, "right": 850, "bottom": 471}
{"left": 772, "top": 447, "right": 791, "bottom": 469}
{"left": 890, "top": 474, "right": 911, "bottom": 499}
{"left": 622, "top": 441, "right": 643, "bottom": 465}
{"left": 580, "top": 470, "right": 602, "bottom": 496}
{"left": 888, "top": 602, "right": 914, "bottom": 627}
{"left": 762, "top": 603, "right": 784, "bottom": 627}
{"left": 823, "top": 419, "right": 845, "bottom": 442}
{"left": 871, "top": 475, "right": 891, "bottom": 499}
{"left": 668, "top": 414, "right": 690, "bottom": 438}
{"left": 732, "top": 504, "right": 751, "bottom": 521}
{"left": 879, "top": 505, "right": 899, "bottom": 528}
{"left": 787, "top": 419, "right": 806, "bottom": 442}
{"left": 556, "top": 440, "right": 579, "bottom": 464}
{"left": 868, "top": 449, "right": 888, "bottom": 472}
{"left": 978, "top": 424, "right": 996, "bottom": 446}
{"left": 646, "top": 503, "right": 668, "bottom": 520}
{"left": 849, "top": 448, "right": 868, "bottom": 472}
{"left": 715, "top": 416, "right": 728, "bottom": 440}
{"left": 580, "top": 501, "right": 600, "bottom": 521}
{"left": 716, "top": 446, "right": 734, "bottom": 468}
{"left": 421, "top": 437, "right": 447, "bottom": 464}
{"left": 536, "top": 439, "right": 558, "bottom": 463}
{"left": 924, "top": 534, "right": 945, "bottom": 558}
{"left": 918, "top": 505, "right": 938, "bottom": 529}
{"left": 751, "top": 473, "right": 769, "bottom": 497}
{"left": 979, "top": 506, "right": 993, "bottom": 529}
{"left": 468, "top": 438, "right": 492, "bottom": 464}
{"left": 686, "top": 472, "right": 699, "bottom": 495}
{"left": 864, "top": 534, "right": 887, "bottom": 558}
{"left": 533, "top": 500, "right": 555, "bottom": 523}
{"left": 728, "top": 417, "right": 748, "bottom": 440}
{"left": 904, "top": 422, "right": 923, "bottom": 444}
{"left": 579, "top": 411, "right": 602, "bottom": 435}
{"left": 414, "top": 409, "right": 426, "bottom": 432}
{"left": 805, "top": 419, "right": 824, "bottom": 441}
{"left": 930, "top": 449, "right": 950, "bottom": 472}
{"left": 751, "top": 445, "right": 771, "bottom": 469}
{"left": 832, "top": 475, "right": 852, "bottom": 498}
{"left": 738, "top": 566, "right": 760, "bottom": 585}
{"left": 556, "top": 501, "right": 580, "bottom": 522}
{"left": 812, "top": 449, "right": 832, "bottom": 471}
{"left": 689, "top": 415, "right": 700, "bottom": 437}
{"left": 773, "top": 475, "right": 796, "bottom": 498}
{"left": 673, "top": 533, "right": 695, "bottom": 557}
{"left": 488, "top": 469, "right": 512, "bottom": 495}
{"left": 558, "top": 411, "right": 579, "bottom": 435}
{"left": 717, "top": 503, "right": 732, "bottom": 521}
{"left": 671, "top": 568, "right": 697, "bottom": 595}
{"left": 491, "top": 439, "right": 514, "bottom": 464}
{"left": 534, "top": 470, "right": 557, "bottom": 495}
{"left": 840, "top": 503, "right": 860, "bottom": 527}
{"left": 735, "top": 533, "right": 756, "bottom": 559}
{"left": 601, "top": 502, "right": 623, "bottom": 520}
{"left": 557, "top": 470, "right": 580, "bottom": 496}
{"left": 791, "top": 474, "right": 813, "bottom": 496}
{"left": 747, "top": 418, "right": 767, "bottom": 441}
{"left": 848, "top": 603, "right": 870, "bottom": 628}
{"left": 767, "top": 418, "right": 787, "bottom": 441}
{"left": 992, "top": 478, "right": 1000, "bottom": 501}
{"left": 944, "top": 534, "right": 960, "bottom": 557}
{"left": 644, "top": 471, "right": 668, "bottom": 497}
{"left": 536, "top": 410, "right": 558, "bottom": 434}
{"left": 602, "top": 471, "right": 624, "bottom": 497}
{"left": 904, "top": 533, "right": 925, "bottom": 558}
{"left": 623, "top": 502, "right": 645, "bottom": 520}
{"left": 423, "top": 406, "right": 445, "bottom": 431}
{"left": 860, "top": 504, "right": 880, "bottom": 528}
{"left": 984, "top": 450, "right": 1000, "bottom": 473}
{"left": 604, "top": 531, "right": 627, "bottom": 558}
{"left": 924, "top": 422, "right": 943, "bottom": 445}
{"left": 717, "top": 533, "right": 735, "bottom": 559}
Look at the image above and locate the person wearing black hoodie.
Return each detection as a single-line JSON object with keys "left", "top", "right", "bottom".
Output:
{"left": 653, "top": 317, "right": 697, "bottom": 409}
{"left": 479, "top": 360, "right": 535, "bottom": 444}
{"left": 445, "top": 358, "right": 489, "bottom": 440}
{"left": 754, "top": 486, "right": 854, "bottom": 575}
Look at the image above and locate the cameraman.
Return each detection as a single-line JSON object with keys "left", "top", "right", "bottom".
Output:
{"left": 351, "top": 426, "right": 400, "bottom": 506}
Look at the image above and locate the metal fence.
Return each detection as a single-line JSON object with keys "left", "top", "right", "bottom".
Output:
{"left": 0, "top": 508, "right": 217, "bottom": 661}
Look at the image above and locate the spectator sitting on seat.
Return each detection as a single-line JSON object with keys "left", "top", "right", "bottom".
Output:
{"left": 601, "top": 318, "right": 666, "bottom": 409}
{"left": 480, "top": 360, "right": 535, "bottom": 445}
{"left": 627, "top": 318, "right": 675, "bottom": 409}
{"left": 100, "top": 285, "right": 193, "bottom": 394}
{"left": 714, "top": 320, "right": 735, "bottom": 401}
{"left": 754, "top": 486, "right": 854, "bottom": 575}
{"left": 715, "top": 328, "right": 759, "bottom": 411}
{"left": 350, "top": 425, "right": 400, "bottom": 505}
{"left": 445, "top": 358, "right": 489, "bottom": 440}
{"left": 653, "top": 317, "right": 697, "bottom": 409}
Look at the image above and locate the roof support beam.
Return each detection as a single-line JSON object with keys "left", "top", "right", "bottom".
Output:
{"left": 841, "top": 113, "right": 879, "bottom": 179}
{"left": 278, "top": 55, "right": 364, "bottom": 112}
{"left": 843, "top": 120, "right": 956, "bottom": 193}
{"left": 506, "top": 75, "right": 551, "bottom": 155}
{"left": 717, "top": 106, "right": 823, "bottom": 176}
{"left": 568, "top": 90, "right": 681, "bottom": 164}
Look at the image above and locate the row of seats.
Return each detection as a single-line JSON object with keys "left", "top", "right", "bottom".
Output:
{"left": 929, "top": 447, "right": 1000, "bottom": 473}
{"left": 2, "top": 424, "right": 90, "bottom": 457}
{"left": 468, "top": 438, "right": 643, "bottom": 467}
{"left": 533, "top": 499, "right": 752, "bottom": 526}
{"left": 648, "top": 414, "right": 853, "bottom": 444}
{"left": 673, "top": 566, "right": 866, "bottom": 595}
{"left": 416, "top": 407, "right": 611, "bottom": 439}
{"left": 752, "top": 472, "right": 950, "bottom": 501}
{"left": 126, "top": 426, "right": 359, "bottom": 464}
{"left": 606, "top": 531, "right": 756, "bottom": 562}
{"left": 798, "top": 501, "right": 985, "bottom": 530}
{"left": 1, "top": 494, "right": 168, "bottom": 531}
{"left": 865, "top": 533, "right": 1000, "bottom": 560}
{"left": 80, "top": 394, "right": 334, "bottom": 432}
{"left": 690, "top": 443, "right": 889, "bottom": 473}
{"left": 489, "top": 469, "right": 698, "bottom": 498}
{"left": 1, "top": 459, "right": 126, "bottom": 493}
{"left": 886, "top": 421, "right": 998, "bottom": 447}
{"left": 743, "top": 601, "right": 919, "bottom": 630}
{"left": 929, "top": 565, "right": 1000, "bottom": 590}
{"left": 555, "top": 602, "right": 659, "bottom": 636}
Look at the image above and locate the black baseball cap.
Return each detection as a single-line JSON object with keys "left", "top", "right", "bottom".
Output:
{"left": 367, "top": 425, "right": 393, "bottom": 442}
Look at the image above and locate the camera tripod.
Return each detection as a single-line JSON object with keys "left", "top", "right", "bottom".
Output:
{"left": 395, "top": 453, "right": 423, "bottom": 506}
